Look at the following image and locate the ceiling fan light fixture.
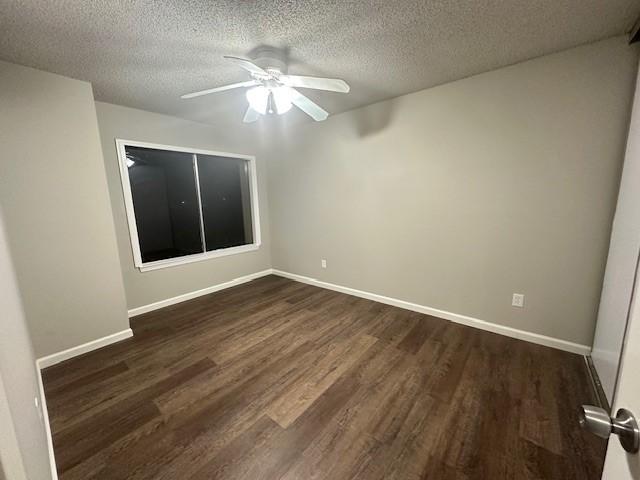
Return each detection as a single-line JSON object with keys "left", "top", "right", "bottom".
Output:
{"left": 246, "top": 85, "right": 292, "bottom": 116}
{"left": 245, "top": 86, "right": 268, "bottom": 115}
{"left": 272, "top": 87, "right": 293, "bottom": 115}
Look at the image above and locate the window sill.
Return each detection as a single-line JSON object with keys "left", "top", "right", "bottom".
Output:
{"left": 137, "top": 243, "right": 260, "bottom": 272}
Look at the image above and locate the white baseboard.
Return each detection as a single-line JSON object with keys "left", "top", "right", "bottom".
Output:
{"left": 36, "top": 328, "right": 133, "bottom": 370}
{"left": 271, "top": 269, "right": 591, "bottom": 355}
{"left": 127, "top": 269, "right": 274, "bottom": 317}
{"left": 35, "top": 328, "right": 136, "bottom": 479}
{"left": 35, "top": 364, "right": 58, "bottom": 480}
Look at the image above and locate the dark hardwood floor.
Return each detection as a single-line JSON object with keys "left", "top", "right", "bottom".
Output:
{"left": 42, "top": 275, "right": 606, "bottom": 479}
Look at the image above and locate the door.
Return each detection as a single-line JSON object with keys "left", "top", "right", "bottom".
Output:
{"left": 591, "top": 61, "right": 640, "bottom": 404}
{"left": 600, "top": 253, "right": 640, "bottom": 479}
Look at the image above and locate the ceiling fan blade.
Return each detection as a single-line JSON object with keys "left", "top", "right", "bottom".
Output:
{"left": 181, "top": 80, "right": 258, "bottom": 99}
{"left": 279, "top": 75, "right": 350, "bottom": 93}
{"left": 223, "top": 56, "right": 269, "bottom": 77}
{"left": 286, "top": 87, "right": 329, "bottom": 121}
{"left": 243, "top": 106, "right": 260, "bottom": 123}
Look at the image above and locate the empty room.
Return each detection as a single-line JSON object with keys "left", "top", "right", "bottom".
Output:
{"left": 2, "top": 1, "right": 640, "bottom": 479}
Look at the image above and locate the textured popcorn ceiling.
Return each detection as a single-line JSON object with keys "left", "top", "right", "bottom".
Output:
{"left": 1, "top": 0, "right": 639, "bottom": 127}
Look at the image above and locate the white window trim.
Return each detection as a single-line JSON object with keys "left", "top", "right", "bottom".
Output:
{"left": 115, "top": 139, "right": 262, "bottom": 272}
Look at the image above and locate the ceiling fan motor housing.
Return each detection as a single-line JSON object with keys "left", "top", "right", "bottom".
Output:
{"left": 250, "top": 46, "right": 287, "bottom": 75}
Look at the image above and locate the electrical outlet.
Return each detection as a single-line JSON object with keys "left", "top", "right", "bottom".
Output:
{"left": 512, "top": 293, "right": 525, "bottom": 308}
{"left": 321, "top": 259, "right": 327, "bottom": 269}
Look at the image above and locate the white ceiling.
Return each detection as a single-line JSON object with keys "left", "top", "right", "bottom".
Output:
{"left": 1, "top": 0, "right": 639, "bottom": 127}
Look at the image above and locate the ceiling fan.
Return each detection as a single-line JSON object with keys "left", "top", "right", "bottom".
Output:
{"left": 181, "top": 48, "right": 350, "bottom": 123}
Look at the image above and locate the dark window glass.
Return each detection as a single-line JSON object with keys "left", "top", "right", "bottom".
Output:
{"left": 197, "top": 154, "right": 254, "bottom": 251}
{"left": 125, "top": 146, "right": 203, "bottom": 262}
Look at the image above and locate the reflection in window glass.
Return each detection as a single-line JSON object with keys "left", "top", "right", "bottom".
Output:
{"left": 125, "top": 146, "right": 203, "bottom": 262}
{"left": 197, "top": 154, "right": 254, "bottom": 251}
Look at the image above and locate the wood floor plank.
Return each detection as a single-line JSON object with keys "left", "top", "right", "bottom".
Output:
{"left": 265, "top": 333, "right": 378, "bottom": 428}
{"left": 280, "top": 345, "right": 421, "bottom": 480}
{"left": 396, "top": 313, "right": 443, "bottom": 354}
{"left": 42, "top": 275, "right": 606, "bottom": 479}
{"left": 60, "top": 415, "right": 168, "bottom": 480}
{"left": 54, "top": 400, "right": 161, "bottom": 473}
{"left": 229, "top": 372, "right": 362, "bottom": 480}
{"left": 188, "top": 415, "right": 283, "bottom": 480}
{"left": 49, "top": 357, "right": 216, "bottom": 432}
{"left": 147, "top": 330, "right": 365, "bottom": 478}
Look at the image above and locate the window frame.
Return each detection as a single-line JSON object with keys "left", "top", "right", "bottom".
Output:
{"left": 115, "top": 139, "right": 261, "bottom": 272}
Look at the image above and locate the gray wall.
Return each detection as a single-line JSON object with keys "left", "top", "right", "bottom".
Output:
{"left": 0, "top": 61, "right": 129, "bottom": 357}
{"left": 266, "top": 36, "right": 639, "bottom": 347}
{"left": 0, "top": 208, "right": 52, "bottom": 480}
{"left": 95, "top": 102, "right": 271, "bottom": 311}
{"left": 2, "top": 34, "right": 635, "bottom": 363}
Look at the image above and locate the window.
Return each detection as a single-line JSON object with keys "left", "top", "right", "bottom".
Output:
{"left": 116, "top": 140, "right": 260, "bottom": 271}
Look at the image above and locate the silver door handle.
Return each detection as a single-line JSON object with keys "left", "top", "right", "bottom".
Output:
{"left": 579, "top": 405, "right": 640, "bottom": 453}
